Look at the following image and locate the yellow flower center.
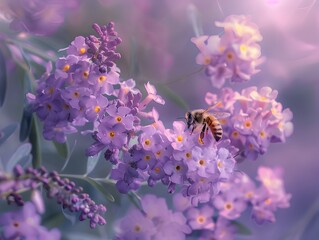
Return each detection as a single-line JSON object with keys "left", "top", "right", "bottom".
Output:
{"left": 185, "top": 152, "right": 192, "bottom": 159}
{"left": 73, "top": 91, "right": 79, "bottom": 97}
{"left": 226, "top": 52, "right": 234, "bottom": 61}
{"left": 225, "top": 202, "right": 233, "bottom": 210}
{"left": 204, "top": 56, "right": 211, "bottom": 65}
{"left": 144, "top": 155, "right": 151, "bottom": 161}
{"left": 217, "top": 160, "right": 223, "bottom": 168}
{"left": 94, "top": 106, "right": 101, "bottom": 113}
{"left": 176, "top": 135, "right": 183, "bottom": 142}
{"left": 63, "top": 64, "right": 70, "bottom": 72}
{"left": 197, "top": 216, "right": 205, "bottom": 224}
{"left": 109, "top": 131, "right": 115, "bottom": 138}
{"left": 98, "top": 76, "right": 107, "bottom": 83}
{"left": 154, "top": 167, "right": 161, "bottom": 173}
{"left": 115, "top": 116, "right": 122, "bottom": 123}
{"left": 245, "top": 191, "right": 254, "bottom": 198}
{"left": 155, "top": 151, "right": 161, "bottom": 157}
{"left": 46, "top": 103, "right": 52, "bottom": 110}
{"left": 175, "top": 165, "right": 182, "bottom": 171}
{"left": 265, "top": 198, "right": 272, "bottom": 205}
{"left": 232, "top": 131, "right": 239, "bottom": 138}
{"left": 240, "top": 44, "right": 248, "bottom": 53}
{"left": 199, "top": 159, "right": 205, "bottom": 166}
{"left": 83, "top": 71, "right": 89, "bottom": 78}
{"left": 244, "top": 120, "right": 252, "bottom": 128}
{"left": 79, "top": 48, "right": 86, "bottom": 54}
{"left": 144, "top": 139, "right": 151, "bottom": 146}
{"left": 259, "top": 130, "right": 266, "bottom": 138}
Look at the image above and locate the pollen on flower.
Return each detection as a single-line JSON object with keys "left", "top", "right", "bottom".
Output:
{"left": 64, "top": 104, "right": 70, "bottom": 110}
{"left": 245, "top": 191, "right": 254, "bottom": 199}
{"left": 144, "top": 155, "right": 151, "bottom": 161}
{"left": 217, "top": 160, "right": 223, "bottom": 168}
{"left": 109, "top": 131, "right": 115, "bottom": 138}
{"left": 226, "top": 52, "right": 234, "bottom": 61}
{"left": 63, "top": 64, "right": 70, "bottom": 72}
{"left": 259, "top": 130, "right": 267, "bottom": 138}
{"left": 264, "top": 198, "right": 272, "bottom": 205}
{"left": 197, "top": 216, "right": 206, "bottom": 224}
{"left": 79, "top": 48, "right": 86, "bottom": 54}
{"left": 185, "top": 152, "right": 192, "bottom": 159}
{"left": 248, "top": 143, "right": 254, "bottom": 150}
{"left": 204, "top": 56, "right": 211, "bottom": 65}
{"left": 154, "top": 167, "right": 161, "bottom": 173}
{"left": 155, "top": 150, "right": 162, "bottom": 157}
{"left": 94, "top": 106, "right": 101, "bottom": 113}
{"left": 176, "top": 135, "right": 183, "bottom": 142}
{"left": 144, "top": 139, "right": 151, "bottom": 146}
{"left": 73, "top": 91, "right": 80, "bottom": 97}
{"left": 83, "top": 71, "right": 89, "bottom": 78}
{"left": 232, "top": 131, "right": 239, "bottom": 138}
{"left": 199, "top": 159, "right": 205, "bottom": 166}
{"left": 244, "top": 120, "right": 252, "bottom": 128}
{"left": 224, "top": 202, "right": 233, "bottom": 210}
{"left": 116, "top": 116, "right": 122, "bottom": 122}
{"left": 220, "top": 118, "right": 227, "bottom": 125}
{"left": 240, "top": 44, "right": 248, "bottom": 53}
{"left": 98, "top": 76, "right": 107, "bottom": 83}
{"left": 175, "top": 165, "right": 182, "bottom": 171}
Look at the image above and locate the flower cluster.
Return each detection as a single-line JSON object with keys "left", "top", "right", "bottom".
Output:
{"left": 27, "top": 22, "right": 122, "bottom": 142}
{"left": 205, "top": 86, "right": 293, "bottom": 160}
{"left": 213, "top": 166, "right": 291, "bottom": 224}
{"left": 0, "top": 164, "right": 106, "bottom": 228}
{"left": 115, "top": 195, "right": 191, "bottom": 240}
{"left": 0, "top": 202, "right": 61, "bottom": 240}
{"left": 192, "top": 15, "right": 263, "bottom": 88}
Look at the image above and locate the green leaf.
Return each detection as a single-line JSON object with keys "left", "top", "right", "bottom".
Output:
{"left": 101, "top": 181, "right": 121, "bottom": 205}
{"left": 83, "top": 177, "right": 115, "bottom": 203}
{"left": 19, "top": 108, "right": 33, "bottom": 142}
{"left": 157, "top": 85, "right": 189, "bottom": 111}
{"left": 43, "top": 212, "right": 65, "bottom": 229}
{"left": 0, "top": 49, "right": 7, "bottom": 107}
{"left": 29, "top": 117, "right": 41, "bottom": 168}
{"left": 6, "top": 143, "right": 32, "bottom": 172}
{"left": 232, "top": 220, "right": 252, "bottom": 235}
{"left": 0, "top": 123, "right": 18, "bottom": 146}
{"left": 61, "top": 140, "right": 77, "bottom": 172}
{"left": 85, "top": 152, "right": 101, "bottom": 176}
{"left": 53, "top": 141, "right": 69, "bottom": 159}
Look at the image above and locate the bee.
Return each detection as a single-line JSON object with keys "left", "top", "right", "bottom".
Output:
{"left": 185, "top": 102, "right": 230, "bottom": 144}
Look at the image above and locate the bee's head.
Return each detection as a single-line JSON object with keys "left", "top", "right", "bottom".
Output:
{"left": 185, "top": 111, "right": 193, "bottom": 128}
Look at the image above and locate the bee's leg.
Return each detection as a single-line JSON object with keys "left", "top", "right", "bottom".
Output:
{"left": 199, "top": 123, "right": 206, "bottom": 144}
{"left": 191, "top": 125, "right": 196, "bottom": 134}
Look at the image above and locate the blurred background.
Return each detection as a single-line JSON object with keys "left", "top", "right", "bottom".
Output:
{"left": 0, "top": 0, "right": 318, "bottom": 239}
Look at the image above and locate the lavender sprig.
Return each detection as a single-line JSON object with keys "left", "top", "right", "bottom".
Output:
{"left": 0, "top": 165, "right": 106, "bottom": 228}
{"left": 86, "top": 22, "right": 122, "bottom": 73}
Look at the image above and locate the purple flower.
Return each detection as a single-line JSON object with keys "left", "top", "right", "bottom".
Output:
{"left": 85, "top": 22, "right": 122, "bottom": 73}
{"left": 0, "top": 165, "right": 107, "bottom": 228}
{"left": 116, "top": 209, "right": 156, "bottom": 239}
{"left": 192, "top": 15, "right": 263, "bottom": 88}
{"left": 96, "top": 121, "right": 128, "bottom": 149}
{"left": 0, "top": 202, "right": 61, "bottom": 239}
{"left": 116, "top": 195, "right": 190, "bottom": 240}
{"left": 213, "top": 190, "right": 247, "bottom": 220}
{"left": 187, "top": 205, "right": 215, "bottom": 230}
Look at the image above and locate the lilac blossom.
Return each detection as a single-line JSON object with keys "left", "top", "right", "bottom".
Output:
{"left": 0, "top": 165, "right": 106, "bottom": 228}
{"left": 192, "top": 15, "right": 263, "bottom": 88}
{"left": 116, "top": 195, "right": 191, "bottom": 240}
{"left": 27, "top": 22, "right": 122, "bottom": 143}
{"left": 205, "top": 86, "right": 293, "bottom": 160}
{"left": 0, "top": 202, "right": 61, "bottom": 240}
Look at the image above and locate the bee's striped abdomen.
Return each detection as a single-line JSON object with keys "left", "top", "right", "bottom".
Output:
{"left": 205, "top": 115, "right": 223, "bottom": 142}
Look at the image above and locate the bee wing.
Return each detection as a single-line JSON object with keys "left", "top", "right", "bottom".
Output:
{"left": 210, "top": 112, "right": 231, "bottom": 119}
